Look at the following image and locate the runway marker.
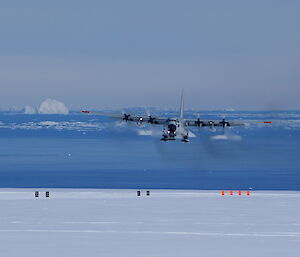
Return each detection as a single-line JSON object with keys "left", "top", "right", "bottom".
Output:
{"left": 220, "top": 190, "right": 251, "bottom": 196}
{"left": 35, "top": 191, "right": 39, "bottom": 198}
{"left": 137, "top": 191, "right": 141, "bottom": 196}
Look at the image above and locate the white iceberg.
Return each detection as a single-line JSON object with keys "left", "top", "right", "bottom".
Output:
{"left": 38, "top": 99, "right": 69, "bottom": 114}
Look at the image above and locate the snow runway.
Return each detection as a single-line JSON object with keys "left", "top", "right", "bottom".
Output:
{"left": 0, "top": 189, "right": 299, "bottom": 257}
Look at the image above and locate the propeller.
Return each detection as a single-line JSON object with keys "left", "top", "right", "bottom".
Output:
{"left": 122, "top": 114, "right": 133, "bottom": 121}
{"left": 121, "top": 109, "right": 133, "bottom": 122}
{"left": 194, "top": 113, "right": 204, "bottom": 127}
{"left": 145, "top": 109, "right": 158, "bottom": 124}
{"left": 219, "top": 114, "right": 231, "bottom": 129}
{"left": 210, "top": 113, "right": 242, "bottom": 141}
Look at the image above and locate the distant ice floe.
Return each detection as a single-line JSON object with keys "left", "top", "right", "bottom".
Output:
{"left": 0, "top": 121, "right": 105, "bottom": 132}
{"left": 1, "top": 110, "right": 300, "bottom": 133}
{"left": 251, "top": 120, "right": 300, "bottom": 130}
{"left": 24, "top": 106, "right": 37, "bottom": 114}
{"left": 38, "top": 99, "right": 69, "bottom": 114}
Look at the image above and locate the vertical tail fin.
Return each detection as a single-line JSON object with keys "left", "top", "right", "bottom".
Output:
{"left": 179, "top": 90, "right": 184, "bottom": 120}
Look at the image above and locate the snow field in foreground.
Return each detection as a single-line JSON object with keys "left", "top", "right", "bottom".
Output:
{"left": 0, "top": 189, "right": 299, "bottom": 257}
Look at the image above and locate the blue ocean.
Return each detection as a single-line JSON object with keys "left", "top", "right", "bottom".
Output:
{"left": 0, "top": 111, "right": 299, "bottom": 190}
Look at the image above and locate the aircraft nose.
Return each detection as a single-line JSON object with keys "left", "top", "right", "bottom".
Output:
{"left": 168, "top": 124, "right": 177, "bottom": 132}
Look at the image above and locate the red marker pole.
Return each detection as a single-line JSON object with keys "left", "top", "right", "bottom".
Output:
{"left": 221, "top": 190, "right": 225, "bottom": 196}
{"left": 229, "top": 190, "right": 233, "bottom": 195}
{"left": 246, "top": 191, "right": 250, "bottom": 196}
{"left": 238, "top": 190, "right": 241, "bottom": 195}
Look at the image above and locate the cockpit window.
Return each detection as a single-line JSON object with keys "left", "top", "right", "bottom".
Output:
{"left": 168, "top": 124, "right": 177, "bottom": 132}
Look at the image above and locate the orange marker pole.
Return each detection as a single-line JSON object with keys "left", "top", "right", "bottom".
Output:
{"left": 246, "top": 191, "right": 250, "bottom": 196}
{"left": 229, "top": 190, "right": 233, "bottom": 195}
{"left": 238, "top": 190, "right": 241, "bottom": 195}
{"left": 221, "top": 190, "right": 225, "bottom": 196}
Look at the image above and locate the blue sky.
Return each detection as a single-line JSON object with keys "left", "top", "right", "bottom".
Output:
{"left": 0, "top": 0, "right": 299, "bottom": 110}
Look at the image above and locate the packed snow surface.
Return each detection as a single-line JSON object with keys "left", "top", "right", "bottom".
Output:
{"left": 0, "top": 189, "right": 299, "bottom": 257}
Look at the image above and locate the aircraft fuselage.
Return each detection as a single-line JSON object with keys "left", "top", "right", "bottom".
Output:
{"left": 161, "top": 119, "right": 189, "bottom": 142}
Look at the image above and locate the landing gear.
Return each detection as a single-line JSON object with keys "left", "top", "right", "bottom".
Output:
{"left": 181, "top": 135, "right": 189, "bottom": 143}
{"left": 160, "top": 135, "right": 168, "bottom": 141}
{"left": 160, "top": 135, "right": 176, "bottom": 141}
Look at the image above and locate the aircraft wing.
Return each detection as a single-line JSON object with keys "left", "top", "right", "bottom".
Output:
{"left": 81, "top": 110, "right": 168, "bottom": 125}
{"left": 185, "top": 118, "right": 271, "bottom": 127}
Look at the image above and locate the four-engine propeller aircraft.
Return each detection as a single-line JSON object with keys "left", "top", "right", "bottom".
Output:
{"left": 81, "top": 93, "right": 272, "bottom": 142}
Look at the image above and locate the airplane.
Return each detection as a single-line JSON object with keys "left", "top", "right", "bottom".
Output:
{"left": 81, "top": 92, "right": 272, "bottom": 143}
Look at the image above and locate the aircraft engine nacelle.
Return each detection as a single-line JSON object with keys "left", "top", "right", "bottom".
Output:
{"left": 209, "top": 121, "right": 216, "bottom": 132}
{"left": 137, "top": 117, "right": 144, "bottom": 126}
